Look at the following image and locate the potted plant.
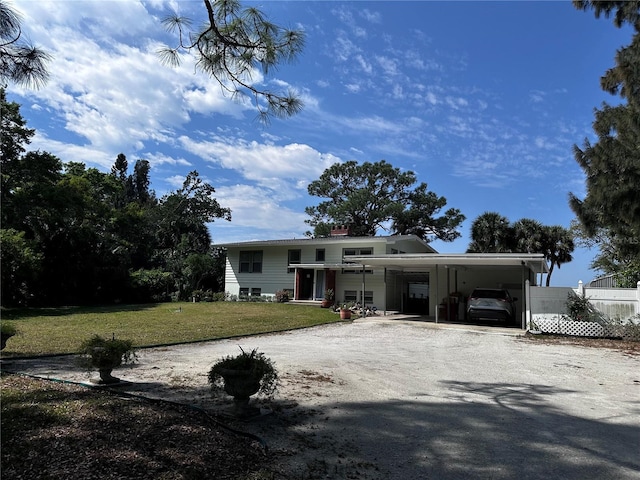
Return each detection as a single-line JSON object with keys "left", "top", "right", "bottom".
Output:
{"left": 0, "top": 322, "right": 18, "bottom": 351}
{"left": 79, "top": 335, "right": 137, "bottom": 385}
{"left": 208, "top": 347, "right": 278, "bottom": 418}
{"left": 339, "top": 302, "right": 355, "bottom": 320}
{"left": 321, "top": 288, "right": 335, "bottom": 308}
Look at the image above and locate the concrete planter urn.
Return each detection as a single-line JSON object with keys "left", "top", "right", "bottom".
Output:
{"left": 79, "top": 335, "right": 136, "bottom": 385}
{"left": 209, "top": 347, "right": 278, "bottom": 418}
{"left": 217, "top": 367, "right": 263, "bottom": 417}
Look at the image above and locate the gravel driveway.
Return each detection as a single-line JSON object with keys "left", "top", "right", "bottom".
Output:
{"left": 5, "top": 317, "right": 640, "bottom": 479}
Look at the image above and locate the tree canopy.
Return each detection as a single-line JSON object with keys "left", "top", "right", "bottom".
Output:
{"left": 305, "top": 160, "right": 465, "bottom": 242}
{"left": 569, "top": 0, "right": 640, "bottom": 283}
{"left": 467, "top": 212, "right": 575, "bottom": 286}
{"left": 158, "top": 0, "right": 305, "bottom": 123}
{"left": 0, "top": 0, "right": 50, "bottom": 88}
{"left": 0, "top": 89, "right": 231, "bottom": 306}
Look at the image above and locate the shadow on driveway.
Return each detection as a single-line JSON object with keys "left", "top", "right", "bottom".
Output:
{"left": 259, "top": 380, "right": 640, "bottom": 479}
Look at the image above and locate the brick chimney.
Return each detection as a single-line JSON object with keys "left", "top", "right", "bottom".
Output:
{"left": 330, "top": 224, "right": 351, "bottom": 236}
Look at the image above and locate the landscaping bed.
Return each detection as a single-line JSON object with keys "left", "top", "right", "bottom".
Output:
{"left": 0, "top": 374, "right": 273, "bottom": 480}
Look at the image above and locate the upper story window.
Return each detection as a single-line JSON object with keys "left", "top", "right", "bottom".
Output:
{"left": 343, "top": 247, "right": 373, "bottom": 256}
{"left": 316, "top": 248, "right": 325, "bottom": 262}
{"left": 342, "top": 247, "right": 373, "bottom": 274}
{"left": 288, "top": 249, "right": 301, "bottom": 273}
{"left": 239, "top": 250, "right": 262, "bottom": 273}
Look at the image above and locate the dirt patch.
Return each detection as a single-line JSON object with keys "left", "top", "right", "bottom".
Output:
{"left": 1, "top": 374, "right": 271, "bottom": 480}
{"left": 520, "top": 332, "right": 640, "bottom": 356}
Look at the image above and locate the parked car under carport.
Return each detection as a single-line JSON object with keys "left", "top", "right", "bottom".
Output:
{"left": 467, "top": 288, "right": 517, "bottom": 324}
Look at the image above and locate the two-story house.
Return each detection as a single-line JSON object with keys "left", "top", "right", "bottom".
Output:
{"left": 218, "top": 225, "right": 548, "bottom": 324}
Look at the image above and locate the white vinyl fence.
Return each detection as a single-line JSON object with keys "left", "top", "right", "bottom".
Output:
{"left": 525, "top": 280, "right": 640, "bottom": 339}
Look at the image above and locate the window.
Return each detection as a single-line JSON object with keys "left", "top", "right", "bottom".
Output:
{"left": 316, "top": 248, "right": 325, "bottom": 262}
{"left": 344, "top": 290, "right": 358, "bottom": 302}
{"left": 239, "top": 250, "right": 262, "bottom": 273}
{"left": 251, "top": 288, "right": 262, "bottom": 297}
{"left": 343, "top": 247, "right": 373, "bottom": 256}
{"left": 239, "top": 287, "right": 249, "bottom": 298}
{"left": 343, "top": 290, "right": 373, "bottom": 304}
{"left": 342, "top": 246, "right": 373, "bottom": 274}
{"left": 288, "top": 249, "right": 301, "bottom": 273}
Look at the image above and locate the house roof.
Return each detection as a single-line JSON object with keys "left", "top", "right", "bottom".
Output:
{"left": 343, "top": 253, "right": 549, "bottom": 274}
{"left": 216, "top": 234, "right": 437, "bottom": 252}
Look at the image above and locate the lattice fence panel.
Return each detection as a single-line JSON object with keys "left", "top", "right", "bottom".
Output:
{"left": 531, "top": 318, "right": 640, "bottom": 340}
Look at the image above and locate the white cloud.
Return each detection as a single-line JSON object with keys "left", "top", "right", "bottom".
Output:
{"left": 345, "top": 83, "right": 361, "bottom": 93}
{"left": 333, "top": 34, "right": 362, "bottom": 62}
{"left": 530, "top": 90, "right": 546, "bottom": 103}
{"left": 215, "top": 184, "right": 308, "bottom": 231}
{"left": 375, "top": 55, "right": 399, "bottom": 77}
{"left": 165, "top": 174, "right": 186, "bottom": 188}
{"left": 10, "top": 1, "right": 262, "bottom": 167}
{"left": 360, "top": 9, "right": 381, "bottom": 24}
{"left": 178, "top": 137, "right": 341, "bottom": 195}
{"left": 30, "top": 132, "right": 114, "bottom": 169}
{"left": 145, "top": 152, "right": 192, "bottom": 167}
{"left": 425, "top": 92, "right": 438, "bottom": 105}
{"left": 445, "top": 96, "right": 469, "bottom": 110}
{"left": 355, "top": 54, "right": 373, "bottom": 74}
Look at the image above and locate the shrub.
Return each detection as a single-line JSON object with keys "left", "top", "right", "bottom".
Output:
{"left": 563, "top": 292, "right": 603, "bottom": 322}
{"left": 1, "top": 322, "right": 18, "bottom": 336}
{"left": 275, "top": 290, "right": 290, "bottom": 303}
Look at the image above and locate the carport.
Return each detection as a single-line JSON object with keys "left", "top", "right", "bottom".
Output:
{"left": 344, "top": 253, "right": 549, "bottom": 328}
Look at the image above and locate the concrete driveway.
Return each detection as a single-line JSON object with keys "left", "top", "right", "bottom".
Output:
{"left": 4, "top": 317, "right": 640, "bottom": 479}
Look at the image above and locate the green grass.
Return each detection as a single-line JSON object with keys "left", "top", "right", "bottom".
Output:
{"left": 0, "top": 302, "right": 340, "bottom": 357}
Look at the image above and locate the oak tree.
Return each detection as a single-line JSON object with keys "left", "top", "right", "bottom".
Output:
{"left": 305, "top": 160, "right": 464, "bottom": 242}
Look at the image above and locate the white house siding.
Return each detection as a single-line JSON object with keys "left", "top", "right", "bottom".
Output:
{"left": 222, "top": 236, "right": 429, "bottom": 305}
{"left": 225, "top": 245, "right": 296, "bottom": 298}
{"left": 334, "top": 269, "right": 387, "bottom": 309}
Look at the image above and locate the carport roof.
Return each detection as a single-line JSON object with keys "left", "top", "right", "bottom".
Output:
{"left": 343, "top": 253, "right": 549, "bottom": 274}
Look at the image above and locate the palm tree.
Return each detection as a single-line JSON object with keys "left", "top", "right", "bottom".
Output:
{"left": 542, "top": 225, "right": 575, "bottom": 286}
{"left": 512, "top": 218, "right": 544, "bottom": 253}
{"left": 467, "top": 212, "right": 513, "bottom": 253}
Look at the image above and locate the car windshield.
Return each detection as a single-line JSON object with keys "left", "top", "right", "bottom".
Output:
{"left": 471, "top": 290, "right": 508, "bottom": 299}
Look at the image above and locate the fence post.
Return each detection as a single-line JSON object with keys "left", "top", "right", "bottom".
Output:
{"left": 636, "top": 281, "right": 640, "bottom": 316}
{"left": 578, "top": 280, "right": 584, "bottom": 297}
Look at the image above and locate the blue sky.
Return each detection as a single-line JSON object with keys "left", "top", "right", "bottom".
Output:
{"left": 7, "top": 1, "right": 633, "bottom": 286}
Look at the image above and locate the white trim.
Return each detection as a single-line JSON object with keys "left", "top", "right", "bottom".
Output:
{"left": 216, "top": 234, "right": 437, "bottom": 252}
{"left": 344, "top": 253, "right": 549, "bottom": 274}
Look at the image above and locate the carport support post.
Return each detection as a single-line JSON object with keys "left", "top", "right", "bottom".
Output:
{"left": 361, "top": 267, "right": 366, "bottom": 317}
{"left": 521, "top": 262, "right": 526, "bottom": 329}
{"left": 525, "top": 279, "right": 531, "bottom": 330}
{"left": 435, "top": 264, "right": 439, "bottom": 323}
{"left": 383, "top": 267, "right": 387, "bottom": 316}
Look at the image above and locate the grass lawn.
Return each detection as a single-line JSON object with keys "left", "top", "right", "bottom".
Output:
{"left": 0, "top": 302, "right": 341, "bottom": 357}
